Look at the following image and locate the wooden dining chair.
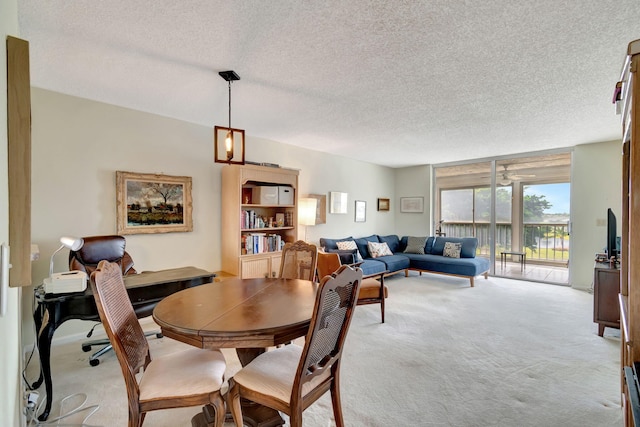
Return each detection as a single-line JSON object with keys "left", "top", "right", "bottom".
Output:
{"left": 317, "top": 251, "right": 389, "bottom": 323}
{"left": 89, "top": 260, "right": 227, "bottom": 427}
{"left": 279, "top": 240, "right": 318, "bottom": 281}
{"left": 228, "top": 265, "right": 363, "bottom": 427}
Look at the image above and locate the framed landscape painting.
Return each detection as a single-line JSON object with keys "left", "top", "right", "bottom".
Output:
{"left": 116, "top": 171, "right": 193, "bottom": 235}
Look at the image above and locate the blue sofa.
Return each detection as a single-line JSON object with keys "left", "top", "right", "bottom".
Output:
{"left": 319, "top": 234, "right": 490, "bottom": 287}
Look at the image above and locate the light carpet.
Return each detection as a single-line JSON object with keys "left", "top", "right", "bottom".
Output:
{"left": 26, "top": 273, "right": 622, "bottom": 427}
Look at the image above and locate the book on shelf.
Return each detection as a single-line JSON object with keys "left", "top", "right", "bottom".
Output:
{"left": 241, "top": 233, "right": 283, "bottom": 255}
{"left": 242, "top": 209, "right": 290, "bottom": 230}
{"left": 242, "top": 209, "right": 270, "bottom": 229}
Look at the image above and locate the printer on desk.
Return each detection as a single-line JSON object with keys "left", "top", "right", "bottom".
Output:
{"left": 44, "top": 270, "right": 87, "bottom": 294}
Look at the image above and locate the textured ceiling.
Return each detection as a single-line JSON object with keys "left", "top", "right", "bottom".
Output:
{"left": 17, "top": 1, "right": 640, "bottom": 168}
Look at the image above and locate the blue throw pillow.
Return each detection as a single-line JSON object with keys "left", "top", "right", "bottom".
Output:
{"left": 378, "top": 234, "right": 400, "bottom": 253}
{"left": 425, "top": 237, "right": 436, "bottom": 254}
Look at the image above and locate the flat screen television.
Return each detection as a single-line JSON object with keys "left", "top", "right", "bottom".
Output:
{"left": 607, "top": 208, "right": 618, "bottom": 261}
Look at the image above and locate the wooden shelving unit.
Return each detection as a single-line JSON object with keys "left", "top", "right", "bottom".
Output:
{"left": 616, "top": 38, "right": 640, "bottom": 427}
{"left": 221, "top": 164, "right": 299, "bottom": 278}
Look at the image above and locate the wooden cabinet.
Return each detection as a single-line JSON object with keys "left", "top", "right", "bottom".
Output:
{"left": 221, "top": 164, "right": 298, "bottom": 278}
{"left": 240, "top": 253, "right": 282, "bottom": 279}
{"left": 615, "top": 38, "right": 640, "bottom": 426}
{"left": 593, "top": 262, "right": 621, "bottom": 337}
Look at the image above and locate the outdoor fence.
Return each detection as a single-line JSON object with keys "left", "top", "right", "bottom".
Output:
{"left": 440, "top": 222, "right": 569, "bottom": 263}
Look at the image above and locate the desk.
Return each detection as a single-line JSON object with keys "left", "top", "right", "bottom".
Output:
{"left": 32, "top": 266, "right": 214, "bottom": 421}
{"left": 153, "top": 277, "right": 317, "bottom": 427}
{"left": 500, "top": 251, "right": 526, "bottom": 271}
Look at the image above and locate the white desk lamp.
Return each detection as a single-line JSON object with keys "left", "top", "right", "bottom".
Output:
{"left": 45, "top": 236, "right": 86, "bottom": 293}
{"left": 49, "top": 236, "right": 84, "bottom": 276}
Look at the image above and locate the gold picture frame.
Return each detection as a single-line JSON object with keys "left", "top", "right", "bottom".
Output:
{"left": 377, "top": 198, "right": 390, "bottom": 211}
{"left": 116, "top": 171, "right": 193, "bottom": 235}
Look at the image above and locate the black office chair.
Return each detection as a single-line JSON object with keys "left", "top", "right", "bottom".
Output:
{"left": 69, "top": 235, "right": 162, "bottom": 366}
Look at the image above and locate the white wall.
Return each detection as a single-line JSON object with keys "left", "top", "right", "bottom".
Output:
{"left": 234, "top": 137, "right": 398, "bottom": 244}
{"left": 394, "top": 165, "right": 432, "bottom": 236}
{"left": 570, "top": 140, "right": 622, "bottom": 290}
{"left": 1, "top": 1, "right": 26, "bottom": 426}
{"left": 26, "top": 88, "right": 396, "bottom": 342}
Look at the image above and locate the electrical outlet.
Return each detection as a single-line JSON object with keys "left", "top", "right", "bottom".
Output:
{"left": 27, "top": 391, "right": 39, "bottom": 408}
{"left": 23, "top": 390, "right": 39, "bottom": 421}
{"left": 596, "top": 218, "right": 606, "bottom": 227}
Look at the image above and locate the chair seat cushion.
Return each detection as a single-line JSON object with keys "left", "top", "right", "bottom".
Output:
{"left": 139, "top": 347, "right": 226, "bottom": 401}
{"left": 358, "top": 278, "right": 388, "bottom": 300}
{"left": 232, "top": 344, "right": 331, "bottom": 405}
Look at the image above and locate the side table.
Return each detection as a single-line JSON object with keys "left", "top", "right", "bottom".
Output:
{"left": 593, "top": 261, "right": 621, "bottom": 336}
{"left": 500, "top": 251, "right": 526, "bottom": 272}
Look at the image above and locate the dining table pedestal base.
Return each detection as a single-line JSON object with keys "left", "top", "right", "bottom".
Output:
{"left": 191, "top": 397, "right": 285, "bottom": 427}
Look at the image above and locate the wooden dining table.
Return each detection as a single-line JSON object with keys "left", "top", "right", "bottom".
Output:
{"left": 152, "top": 276, "right": 318, "bottom": 427}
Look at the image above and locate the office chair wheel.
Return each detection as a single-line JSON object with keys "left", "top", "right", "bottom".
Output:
{"left": 89, "top": 358, "right": 100, "bottom": 367}
{"left": 82, "top": 345, "right": 92, "bottom": 352}
{"left": 156, "top": 333, "right": 163, "bottom": 338}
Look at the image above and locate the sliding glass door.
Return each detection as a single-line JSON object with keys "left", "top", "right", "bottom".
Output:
{"left": 434, "top": 152, "right": 571, "bottom": 285}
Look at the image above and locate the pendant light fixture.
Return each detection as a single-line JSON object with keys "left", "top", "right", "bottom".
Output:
{"left": 214, "top": 70, "right": 245, "bottom": 164}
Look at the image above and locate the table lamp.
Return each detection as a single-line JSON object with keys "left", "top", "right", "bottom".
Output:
{"left": 49, "top": 236, "right": 84, "bottom": 277}
{"left": 298, "top": 198, "right": 317, "bottom": 242}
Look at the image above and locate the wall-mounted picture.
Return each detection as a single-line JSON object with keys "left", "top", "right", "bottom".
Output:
{"left": 116, "top": 171, "right": 193, "bottom": 235}
{"left": 308, "top": 194, "right": 327, "bottom": 224}
{"left": 377, "top": 198, "right": 390, "bottom": 211}
{"left": 330, "top": 191, "right": 348, "bottom": 214}
{"left": 355, "top": 200, "right": 366, "bottom": 222}
{"left": 400, "top": 197, "right": 424, "bottom": 213}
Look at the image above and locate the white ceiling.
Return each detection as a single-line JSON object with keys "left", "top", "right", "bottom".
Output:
{"left": 17, "top": 1, "right": 640, "bottom": 168}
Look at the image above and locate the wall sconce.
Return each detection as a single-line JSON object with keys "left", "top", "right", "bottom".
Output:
{"left": 298, "top": 198, "right": 318, "bottom": 242}
{"left": 214, "top": 70, "right": 245, "bottom": 165}
{"left": 49, "top": 236, "right": 84, "bottom": 276}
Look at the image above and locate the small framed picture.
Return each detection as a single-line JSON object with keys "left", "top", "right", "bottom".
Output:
{"left": 377, "top": 198, "right": 390, "bottom": 211}
{"left": 330, "top": 191, "right": 348, "bottom": 214}
{"left": 355, "top": 200, "right": 366, "bottom": 222}
{"left": 400, "top": 197, "right": 424, "bottom": 213}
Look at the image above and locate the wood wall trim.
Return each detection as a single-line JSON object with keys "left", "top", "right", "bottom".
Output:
{"left": 7, "top": 36, "right": 32, "bottom": 287}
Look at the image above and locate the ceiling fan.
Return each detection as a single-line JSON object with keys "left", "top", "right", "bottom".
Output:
{"left": 496, "top": 165, "right": 535, "bottom": 185}
{"left": 479, "top": 165, "right": 536, "bottom": 185}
